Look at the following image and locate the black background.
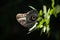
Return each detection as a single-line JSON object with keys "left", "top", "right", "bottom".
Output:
{"left": 0, "top": 0, "right": 60, "bottom": 40}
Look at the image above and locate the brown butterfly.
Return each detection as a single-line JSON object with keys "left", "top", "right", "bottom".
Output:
{"left": 16, "top": 10, "right": 38, "bottom": 28}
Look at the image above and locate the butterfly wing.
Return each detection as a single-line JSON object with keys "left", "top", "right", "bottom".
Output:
{"left": 16, "top": 10, "right": 38, "bottom": 28}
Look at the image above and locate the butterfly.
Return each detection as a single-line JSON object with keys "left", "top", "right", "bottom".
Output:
{"left": 16, "top": 10, "right": 38, "bottom": 29}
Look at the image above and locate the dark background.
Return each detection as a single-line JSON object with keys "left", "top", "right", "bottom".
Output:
{"left": 0, "top": 0, "right": 60, "bottom": 40}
